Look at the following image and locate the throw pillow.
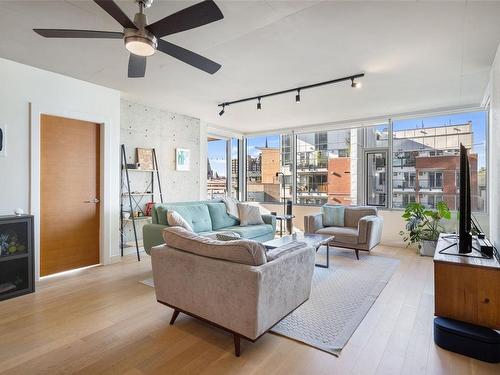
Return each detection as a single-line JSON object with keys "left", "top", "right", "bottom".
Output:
{"left": 215, "top": 232, "right": 241, "bottom": 241}
{"left": 167, "top": 210, "right": 193, "bottom": 232}
{"left": 321, "top": 205, "right": 345, "bottom": 227}
{"left": 221, "top": 196, "right": 239, "bottom": 219}
{"left": 237, "top": 203, "right": 265, "bottom": 226}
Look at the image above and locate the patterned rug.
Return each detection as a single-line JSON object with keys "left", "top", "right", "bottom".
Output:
{"left": 270, "top": 248, "right": 399, "bottom": 356}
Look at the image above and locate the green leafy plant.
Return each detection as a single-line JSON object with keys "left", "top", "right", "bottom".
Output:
{"left": 399, "top": 201, "right": 451, "bottom": 250}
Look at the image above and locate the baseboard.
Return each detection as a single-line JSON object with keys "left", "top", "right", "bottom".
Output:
{"left": 110, "top": 248, "right": 146, "bottom": 263}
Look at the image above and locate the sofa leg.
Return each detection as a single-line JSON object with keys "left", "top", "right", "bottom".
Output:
{"left": 170, "top": 310, "right": 180, "bottom": 325}
{"left": 233, "top": 334, "right": 241, "bottom": 357}
{"left": 355, "top": 249, "right": 359, "bottom": 260}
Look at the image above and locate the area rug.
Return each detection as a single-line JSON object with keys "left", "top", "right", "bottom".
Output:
{"left": 270, "top": 248, "right": 399, "bottom": 356}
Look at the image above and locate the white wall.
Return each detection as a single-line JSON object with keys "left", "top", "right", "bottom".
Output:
{"left": 488, "top": 44, "right": 500, "bottom": 249}
{"left": 120, "top": 100, "right": 206, "bottom": 255}
{"left": 0, "top": 57, "right": 121, "bottom": 275}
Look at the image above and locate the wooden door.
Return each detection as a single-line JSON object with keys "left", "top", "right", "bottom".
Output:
{"left": 40, "top": 114, "right": 100, "bottom": 276}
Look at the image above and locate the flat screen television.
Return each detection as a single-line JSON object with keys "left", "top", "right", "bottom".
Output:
{"left": 458, "top": 143, "right": 473, "bottom": 254}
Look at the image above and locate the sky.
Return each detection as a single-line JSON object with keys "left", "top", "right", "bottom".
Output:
{"left": 207, "top": 110, "right": 487, "bottom": 177}
{"left": 393, "top": 110, "right": 487, "bottom": 168}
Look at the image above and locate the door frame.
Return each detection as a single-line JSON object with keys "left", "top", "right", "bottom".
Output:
{"left": 30, "top": 102, "right": 112, "bottom": 281}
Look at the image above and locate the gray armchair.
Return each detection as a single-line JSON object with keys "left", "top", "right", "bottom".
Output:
{"left": 304, "top": 206, "right": 383, "bottom": 259}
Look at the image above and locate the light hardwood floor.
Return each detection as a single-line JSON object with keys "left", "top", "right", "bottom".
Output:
{"left": 1, "top": 245, "right": 499, "bottom": 375}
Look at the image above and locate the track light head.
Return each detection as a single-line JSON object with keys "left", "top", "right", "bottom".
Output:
{"left": 295, "top": 89, "right": 301, "bottom": 103}
{"left": 257, "top": 97, "right": 261, "bottom": 110}
{"left": 351, "top": 78, "right": 361, "bottom": 88}
{"left": 219, "top": 104, "right": 225, "bottom": 116}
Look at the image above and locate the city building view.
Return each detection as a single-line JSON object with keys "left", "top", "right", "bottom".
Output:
{"left": 209, "top": 112, "right": 486, "bottom": 211}
{"left": 207, "top": 137, "right": 228, "bottom": 198}
{"left": 246, "top": 137, "right": 284, "bottom": 202}
{"left": 392, "top": 121, "right": 482, "bottom": 210}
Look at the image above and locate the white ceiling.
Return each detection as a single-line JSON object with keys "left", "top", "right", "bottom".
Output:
{"left": 1, "top": 0, "right": 500, "bottom": 134}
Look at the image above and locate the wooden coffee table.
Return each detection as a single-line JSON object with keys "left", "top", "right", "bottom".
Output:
{"left": 263, "top": 233, "right": 334, "bottom": 268}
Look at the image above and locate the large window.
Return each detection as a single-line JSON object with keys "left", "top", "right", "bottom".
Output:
{"left": 246, "top": 135, "right": 292, "bottom": 203}
{"left": 235, "top": 110, "right": 487, "bottom": 211}
{"left": 364, "top": 124, "right": 389, "bottom": 207}
{"left": 296, "top": 129, "right": 359, "bottom": 206}
{"left": 207, "top": 137, "right": 227, "bottom": 198}
{"left": 391, "top": 111, "right": 487, "bottom": 211}
{"left": 231, "top": 138, "right": 240, "bottom": 199}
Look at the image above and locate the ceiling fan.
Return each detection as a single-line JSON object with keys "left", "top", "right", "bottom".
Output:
{"left": 33, "top": 0, "right": 223, "bottom": 77}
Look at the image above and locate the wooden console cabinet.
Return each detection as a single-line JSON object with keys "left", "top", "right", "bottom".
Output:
{"left": 434, "top": 234, "right": 500, "bottom": 330}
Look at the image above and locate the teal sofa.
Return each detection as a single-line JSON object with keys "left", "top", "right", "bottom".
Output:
{"left": 143, "top": 200, "right": 276, "bottom": 255}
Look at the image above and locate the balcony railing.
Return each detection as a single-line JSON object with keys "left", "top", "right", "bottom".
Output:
{"left": 392, "top": 179, "right": 416, "bottom": 190}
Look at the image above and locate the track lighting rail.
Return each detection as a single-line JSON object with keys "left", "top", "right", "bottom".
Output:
{"left": 217, "top": 73, "right": 364, "bottom": 114}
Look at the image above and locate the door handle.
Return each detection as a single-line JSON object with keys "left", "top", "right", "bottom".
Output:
{"left": 84, "top": 198, "right": 100, "bottom": 203}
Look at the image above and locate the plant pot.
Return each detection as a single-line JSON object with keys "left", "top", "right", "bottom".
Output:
{"left": 420, "top": 240, "right": 437, "bottom": 257}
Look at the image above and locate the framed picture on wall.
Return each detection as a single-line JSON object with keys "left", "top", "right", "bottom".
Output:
{"left": 136, "top": 148, "right": 153, "bottom": 170}
{"left": 176, "top": 148, "right": 190, "bottom": 171}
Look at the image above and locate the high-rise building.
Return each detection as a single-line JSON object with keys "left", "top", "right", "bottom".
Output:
{"left": 392, "top": 121, "right": 480, "bottom": 210}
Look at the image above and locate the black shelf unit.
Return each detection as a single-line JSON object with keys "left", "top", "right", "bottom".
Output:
{"left": 0, "top": 215, "right": 34, "bottom": 302}
{"left": 120, "top": 145, "right": 163, "bottom": 261}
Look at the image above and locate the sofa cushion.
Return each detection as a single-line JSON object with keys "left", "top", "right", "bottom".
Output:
{"left": 162, "top": 226, "right": 266, "bottom": 266}
{"left": 156, "top": 205, "right": 170, "bottom": 225}
{"left": 219, "top": 224, "right": 274, "bottom": 239}
{"left": 221, "top": 196, "right": 240, "bottom": 219}
{"left": 167, "top": 210, "right": 193, "bottom": 232}
{"left": 344, "top": 206, "right": 378, "bottom": 228}
{"left": 238, "top": 203, "right": 265, "bottom": 226}
{"left": 316, "top": 226, "right": 359, "bottom": 244}
{"left": 158, "top": 204, "right": 212, "bottom": 233}
{"left": 155, "top": 201, "right": 214, "bottom": 226}
{"left": 206, "top": 202, "right": 240, "bottom": 230}
{"left": 321, "top": 205, "right": 345, "bottom": 227}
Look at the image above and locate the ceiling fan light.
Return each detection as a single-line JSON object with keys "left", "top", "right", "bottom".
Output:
{"left": 125, "top": 36, "right": 156, "bottom": 57}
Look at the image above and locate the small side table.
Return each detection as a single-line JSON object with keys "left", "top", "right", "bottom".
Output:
{"left": 275, "top": 215, "right": 295, "bottom": 237}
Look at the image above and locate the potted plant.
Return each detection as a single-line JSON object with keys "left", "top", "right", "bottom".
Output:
{"left": 399, "top": 201, "right": 451, "bottom": 256}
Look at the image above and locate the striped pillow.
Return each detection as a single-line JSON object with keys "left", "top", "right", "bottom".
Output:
{"left": 215, "top": 232, "right": 241, "bottom": 241}
{"left": 321, "top": 205, "right": 345, "bottom": 227}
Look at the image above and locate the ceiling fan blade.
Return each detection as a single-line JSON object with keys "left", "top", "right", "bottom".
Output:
{"left": 146, "top": 0, "right": 223, "bottom": 38}
{"left": 34, "top": 29, "right": 123, "bottom": 39}
{"left": 157, "top": 39, "right": 221, "bottom": 74}
{"left": 93, "top": 0, "right": 136, "bottom": 29}
{"left": 128, "top": 54, "right": 147, "bottom": 78}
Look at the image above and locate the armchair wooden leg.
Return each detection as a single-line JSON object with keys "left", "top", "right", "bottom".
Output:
{"left": 233, "top": 334, "right": 241, "bottom": 357}
{"left": 170, "top": 310, "right": 180, "bottom": 325}
{"left": 355, "top": 249, "right": 359, "bottom": 260}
